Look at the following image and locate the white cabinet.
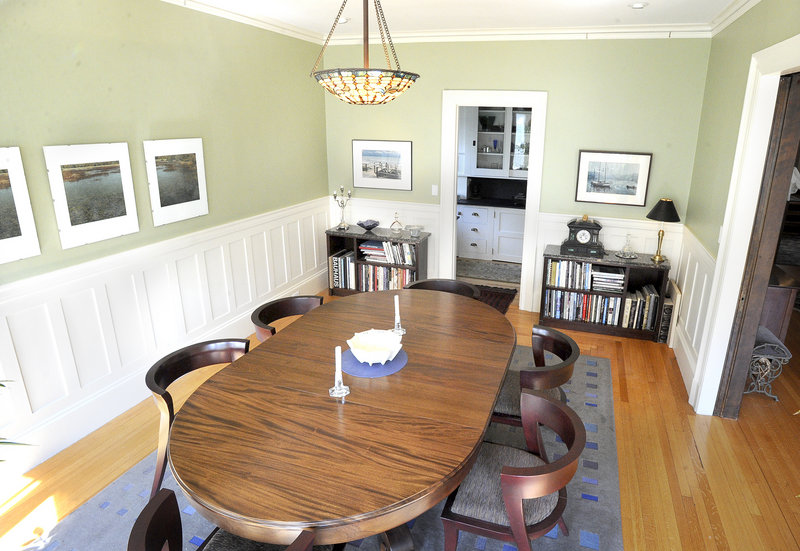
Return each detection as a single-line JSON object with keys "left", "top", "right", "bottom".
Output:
{"left": 492, "top": 208, "right": 525, "bottom": 263}
{"left": 457, "top": 205, "right": 525, "bottom": 263}
{"left": 460, "top": 107, "right": 531, "bottom": 179}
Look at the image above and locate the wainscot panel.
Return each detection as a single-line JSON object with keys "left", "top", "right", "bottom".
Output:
{"left": 0, "top": 197, "right": 329, "bottom": 475}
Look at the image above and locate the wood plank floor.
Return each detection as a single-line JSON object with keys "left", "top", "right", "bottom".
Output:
{"left": 1, "top": 291, "right": 798, "bottom": 550}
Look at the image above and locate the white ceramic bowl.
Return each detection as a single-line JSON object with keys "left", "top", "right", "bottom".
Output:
{"left": 347, "top": 329, "right": 403, "bottom": 365}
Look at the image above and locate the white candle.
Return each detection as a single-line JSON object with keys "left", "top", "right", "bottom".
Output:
{"left": 334, "top": 345, "right": 343, "bottom": 387}
{"left": 394, "top": 294, "right": 401, "bottom": 325}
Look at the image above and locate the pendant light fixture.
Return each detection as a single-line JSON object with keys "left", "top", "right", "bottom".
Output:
{"left": 311, "top": 0, "right": 419, "bottom": 105}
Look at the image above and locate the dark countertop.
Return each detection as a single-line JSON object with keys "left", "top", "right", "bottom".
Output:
{"left": 544, "top": 244, "right": 671, "bottom": 270}
{"left": 457, "top": 198, "right": 525, "bottom": 209}
{"left": 325, "top": 225, "right": 430, "bottom": 244}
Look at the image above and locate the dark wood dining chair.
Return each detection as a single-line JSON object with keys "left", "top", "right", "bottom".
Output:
{"left": 440, "top": 389, "right": 586, "bottom": 551}
{"left": 251, "top": 295, "right": 324, "bottom": 342}
{"left": 492, "top": 325, "right": 580, "bottom": 426}
{"left": 404, "top": 278, "right": 481, "bottom": 300}
{"left": 145, "top": 338, "right": 250, "bottom": 499}
{"left": 128, "top": 488, "right": 320, "bottom": 551}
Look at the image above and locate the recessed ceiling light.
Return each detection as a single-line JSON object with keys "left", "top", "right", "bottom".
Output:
{"left": 628, "top": 2, "right": 649, "bottom": 8}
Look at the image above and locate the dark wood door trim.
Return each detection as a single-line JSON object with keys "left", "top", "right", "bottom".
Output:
{"left": 715, "top": 72, "right": 800, "bottom": 418}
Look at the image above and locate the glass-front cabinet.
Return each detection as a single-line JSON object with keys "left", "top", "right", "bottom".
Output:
{"left": 461, "top": 106, "right": 531, "bottom": 179}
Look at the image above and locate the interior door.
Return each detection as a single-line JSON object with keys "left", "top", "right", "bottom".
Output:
{"left": 716, "top": 72, "right": 800, "bottom": 418}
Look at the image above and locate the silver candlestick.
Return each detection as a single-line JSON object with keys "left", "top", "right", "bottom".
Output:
{"left": 333, "top": 186, "right": 352, "bottom": 230}
{"left": 329, "top": 345, "right": 350, "bottom": 403}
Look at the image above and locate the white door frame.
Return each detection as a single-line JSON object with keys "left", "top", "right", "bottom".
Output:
{"left": 690, "top": 33, "right": 800, "bottom": 414}
{"left": 439, "top": 90, "right": 548, "bottom": 312}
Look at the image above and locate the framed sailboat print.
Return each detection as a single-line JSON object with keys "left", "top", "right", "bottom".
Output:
{"left": 575, "top": 150, "right": 652, "bottom": 206}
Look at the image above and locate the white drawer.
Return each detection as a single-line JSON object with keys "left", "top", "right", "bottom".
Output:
{"left": 458, "top": 238, "right": 488, "bottom": 255}
{"left": 456, "top": 206, "right": 490, "bottom": 226}
{"left": 459, "top": 225, "right": 491, "bottom": 241}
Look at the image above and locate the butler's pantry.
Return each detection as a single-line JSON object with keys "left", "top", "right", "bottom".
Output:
{"left": 455, "top": 106, "right": 529, "bottom": 287}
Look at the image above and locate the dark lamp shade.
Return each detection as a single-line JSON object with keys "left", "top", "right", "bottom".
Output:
{"left": 646, "top": 198, "right": 681, "bottom": 223}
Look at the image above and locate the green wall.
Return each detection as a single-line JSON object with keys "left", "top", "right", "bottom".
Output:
{"left": 0, "top": 0, "right": 328, "bottom": 284}
{"left": 322, "top": 39, "right": 710, "bottom": 221}
{"left": 686, "top": 0, "right": 800, "bottom": 256}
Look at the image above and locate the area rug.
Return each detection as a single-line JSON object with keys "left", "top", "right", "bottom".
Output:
{"left": 477, "top": 285, "right": 517, "bottom": 314}
{"left": 457, "top": 258, "right": 521, "bottom": 284}
{"left": 34, "top": 348, "right": 621, "bottom": 551}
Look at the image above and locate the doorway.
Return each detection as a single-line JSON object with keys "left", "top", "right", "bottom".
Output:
{"left": 717, "top": 72, "right": 800, "bottom": 418}
{"left": 438, "top": 90, "right": 548, "bottom": 312}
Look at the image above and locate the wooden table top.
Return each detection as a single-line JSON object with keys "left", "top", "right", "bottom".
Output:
{"left": 168, "top": 289, "right": 516, "bottom": 544}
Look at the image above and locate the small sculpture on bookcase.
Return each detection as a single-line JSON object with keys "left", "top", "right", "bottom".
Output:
{"left": 333, "top": 186, "right": 352, "bottom": 230}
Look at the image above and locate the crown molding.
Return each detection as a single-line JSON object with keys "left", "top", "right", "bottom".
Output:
{"left": 710, "top": 0, "right": 762, "bottom": 36}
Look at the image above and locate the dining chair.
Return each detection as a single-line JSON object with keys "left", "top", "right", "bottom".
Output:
{"left": 440, "top": 389, "right": 586, "bottom": 551}
{"left": 492, "top": 325, "right": 580, "bottom": 426}
{"left": 145, "top": 338, "right": 250, "bottom": 499}
{"left": 128, "top": 488, "right": 320, "bottom": 551}
{"left": 404, "top": 278, "right": 482, "bottom": 300}
{"left": 251, "top": 295, "right": 324, "bottom": 342}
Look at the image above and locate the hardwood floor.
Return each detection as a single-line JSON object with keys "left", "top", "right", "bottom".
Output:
{"left": 1, "top": 292, "right": 798, "bottom": 550}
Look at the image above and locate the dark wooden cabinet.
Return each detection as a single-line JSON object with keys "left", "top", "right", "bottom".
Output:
{"left": 325, "top": 226, "right": 429, "bottom": 296}
{"left": 539, "top": 244, "right": 670, "bottom": 341}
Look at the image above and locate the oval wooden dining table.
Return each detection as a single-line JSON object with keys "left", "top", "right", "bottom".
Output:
{"left": 168, "top": 289, "right": 516, "bottom": 546}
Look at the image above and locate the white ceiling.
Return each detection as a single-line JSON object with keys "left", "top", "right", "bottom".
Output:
{"left": 163, "top": 0, "right": 759, "bottom": 43}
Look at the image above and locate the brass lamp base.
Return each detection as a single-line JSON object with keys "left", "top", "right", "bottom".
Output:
{"left": 652, "top": 228, "right": 666, "bottom": 263}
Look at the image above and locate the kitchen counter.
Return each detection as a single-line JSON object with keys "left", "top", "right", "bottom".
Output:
{"left": 457, "top": 198, "right": 525, "bottom": 209}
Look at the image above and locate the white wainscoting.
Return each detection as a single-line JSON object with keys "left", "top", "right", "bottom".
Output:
{"left": 671, "top": 228, "right": 718, "bottom": 410}
{"left": 0, "top": 197, "right": 330, "bottom": 475}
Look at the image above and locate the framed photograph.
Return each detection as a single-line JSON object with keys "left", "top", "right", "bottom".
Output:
{"left": 352, "top": 140, "right": 412, "bottom": 191}
{"left": 0, "top": 147, "right": 40, "bottom": 264}
{"left": 143, "top": 138, "right": 208, "bottom": 226}
{"left": 43, "top": 143, "right": 139, "bottom": 249}
{"left": 575, "top": 150, "right": 652, "bottom": 206}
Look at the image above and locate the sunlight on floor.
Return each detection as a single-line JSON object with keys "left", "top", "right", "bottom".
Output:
{"left": 0, "top": 494, "right": 58, "bottom": 550}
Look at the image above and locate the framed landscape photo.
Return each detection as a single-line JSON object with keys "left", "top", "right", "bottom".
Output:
{"left": 143, "top": 138, "right": 208, "bottom": 226}
{"left": 43, "top": 142, "right": 139, "bottom": 249}
{"left": 0, "top": 147, "right": 40, "bottom": 264}
{"left": 352, "top": 140, "right": 412, "bottom": 191}
{"left": 575, "top": 150, "right": 652, "bottom": 206}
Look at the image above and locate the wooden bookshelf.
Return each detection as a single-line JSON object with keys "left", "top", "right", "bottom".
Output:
{"left": 539, "top": 244, "right": 670, "bottom": 341}
{"left": 325, "top": 226, "right": 429, "bottom": 296}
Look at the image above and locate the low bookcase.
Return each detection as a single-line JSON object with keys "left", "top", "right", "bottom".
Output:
{"left": 325, "top": 226, "right": 429, "bottom": 296}
{"left": 539, "top": 244, "right": 670, "bottom": 341}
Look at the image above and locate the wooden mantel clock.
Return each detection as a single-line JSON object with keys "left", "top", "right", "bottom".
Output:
{"left": 560, "top": 215, "right": 605, "bottom": 257}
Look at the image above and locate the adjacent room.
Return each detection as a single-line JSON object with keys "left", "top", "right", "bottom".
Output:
{"left": 1, "top": 0, "right": 799, "bottom": 550}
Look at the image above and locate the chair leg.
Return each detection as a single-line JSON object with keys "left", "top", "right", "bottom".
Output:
{"left": 441, "top": 518, "right": 459, "bottom": 551}
{"left": 380, "top": 525, "right": 414, "bottom": 551}
{"left": 557, "top": 515, "right": 569, "bottom": 537}
{"left": 150, "top": 440, "right": 168, "bottom": 500}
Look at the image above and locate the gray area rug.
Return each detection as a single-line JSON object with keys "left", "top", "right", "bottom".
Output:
{"left": 34, "top": 348, "right": 620, "bottom": 551}
{"left": 456, "top": 258, "right": 521, "bottom": 284}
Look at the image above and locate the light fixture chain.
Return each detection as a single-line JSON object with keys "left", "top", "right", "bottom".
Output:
{"left": 311, "top": 0, "right": 350, "bottom": 75}
{"left": 373, "top": 0, "right": 393, "bottom": 69}
{"left": 373, "top": 0, "right": 402, "bottom": 70}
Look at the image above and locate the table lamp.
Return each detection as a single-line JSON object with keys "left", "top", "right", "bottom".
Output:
{"left": 646, "top": 198, "right": 680, "bottom": 263}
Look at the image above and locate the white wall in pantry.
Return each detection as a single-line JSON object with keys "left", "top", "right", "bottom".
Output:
{"left": 0, "top": 197, "right": 330, "bottom": 475}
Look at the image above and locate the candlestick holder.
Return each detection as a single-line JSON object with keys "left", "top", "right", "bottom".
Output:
{"left": 392, "top": 294, "right": 406, "bottom": 335}
{"left": 333, "top": 186, "right": 352, "bottom": 230}
{"left": 329, "top": 345, "right": 350, "bottom": 403}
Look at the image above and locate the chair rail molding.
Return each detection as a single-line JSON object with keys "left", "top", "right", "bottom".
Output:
{"left": 0, "top": 196, "right": 330, "bottom": 475}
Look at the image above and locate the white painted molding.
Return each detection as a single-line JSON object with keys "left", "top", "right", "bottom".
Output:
{"left": 0, "top": 196, "right": 330, "bottom": 475}
{"left": 690, "top": 33, "right": 800, "bottom": 415}
{"left": 710, "top": 0, "right": 762, "bottom": 36}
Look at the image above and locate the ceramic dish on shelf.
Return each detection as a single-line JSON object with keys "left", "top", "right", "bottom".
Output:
{"left": 357, "top": 219, "right": 379, "bottom": 231}
{"left": 346, "top": 329, "right": 403, "bottom": 365}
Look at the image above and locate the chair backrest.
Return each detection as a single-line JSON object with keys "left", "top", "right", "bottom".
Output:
{"left": 501, "top": 389, "right": 586, "bottom": 531}
{"left": 251, "top": 295, "right": 324, "bottom": 341}
{"left": 128, "top": 488, "right": 182, "bottom": 551}
{"left": 145, "top": 338, "right": 250, "bottom": 420}
{"left": 404, "top": 278, "right": 481, "bottom": 300}
{"left": 521, "top": 325, "right": 580, "bottom": 390}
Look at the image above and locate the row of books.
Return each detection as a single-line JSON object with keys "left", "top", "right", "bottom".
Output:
{"left": 621, "top": 284, "right": 660, "bottom": 331}
{"left": 358, "top": 264, "right": 415, "bottom": 292}
{"left": 545, "top": 259, "right": 593, "bottom": 290}
{"left": 358, "top": 240, "right": 417, "bottom": 266}
{"left": 542, "top": 290, "right": 622, "bottom": 326}
{"left": 329, "top": 250, "right": 356, "bottom": 290}
{"left": 591, "top": 266, "right": 624, "bottom": 293}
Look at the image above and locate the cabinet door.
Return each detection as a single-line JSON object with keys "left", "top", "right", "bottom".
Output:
{"left": 509, "top": 107, "right": 531, "bottom": 179}
{"left": 473, "top": 107, "right": 510, "bottom": 177}
{"left": 492, "top": 208, "right": 525, "bottom": 263}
